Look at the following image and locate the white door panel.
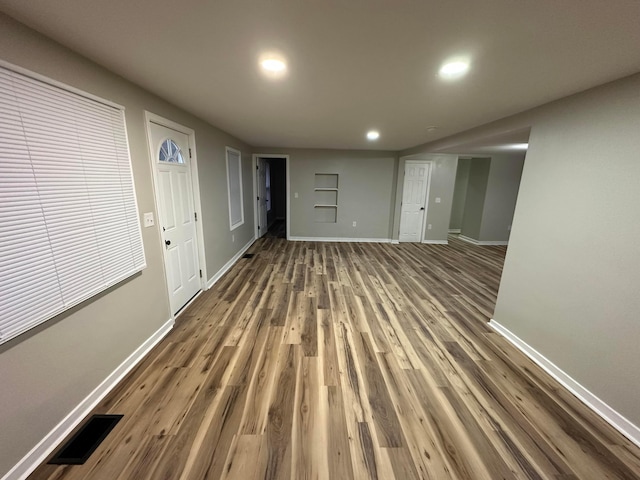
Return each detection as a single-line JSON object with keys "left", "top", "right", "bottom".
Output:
{"left": 150, "top": 122, "right": 201, "bottom": 314}
{"left": 399, "top": 161, "right": 431, "bottom": 242}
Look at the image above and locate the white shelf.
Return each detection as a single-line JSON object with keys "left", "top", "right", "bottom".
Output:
{"left": 314, "top": 188, "right": 338, "bottom": 191}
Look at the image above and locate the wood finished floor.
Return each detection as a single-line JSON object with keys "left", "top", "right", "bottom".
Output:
{"left": 30, "top": 236, "right": 640, "bottom": 480}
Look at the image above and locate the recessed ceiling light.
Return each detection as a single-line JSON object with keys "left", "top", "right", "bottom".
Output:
{"left": 366, "top": 130, "right": 380, "bottom": 140}
{"left": 259, "top": 55, "right": 287, "bottom": 78}
{"left": 439, "top": 60, "right": 470, "bottom": 80}
{"left": 261, "top": 58, "right": 286, "bottom": 72}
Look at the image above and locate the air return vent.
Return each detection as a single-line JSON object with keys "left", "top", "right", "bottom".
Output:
{"left": 48, "top": 414, "right": 123, "bottom": 465}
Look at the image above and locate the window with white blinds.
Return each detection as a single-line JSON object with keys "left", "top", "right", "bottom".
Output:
{"left": 0, "top": 63, "right": 146, "bottom": 345}
{"left": 225, "top": 147, "right": 244, "bottom": 230}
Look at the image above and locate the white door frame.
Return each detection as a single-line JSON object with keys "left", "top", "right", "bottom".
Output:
{"left": 144, "top": 111, "right": 208, "bottom": 316}
{"left": 252, "top": 154, "right": 291, "bottom": 240}
{"left": 399, "top": 157, "right": 433, "bottom": 243}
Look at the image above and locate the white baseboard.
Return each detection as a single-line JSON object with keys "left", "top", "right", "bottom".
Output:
{"left": 422, "top": 239, "right": 448, "bottom": 245}
{"left": 2, "top": 319, "right": 174, "bottom": 480}
{"left": 458, "top": 235, "right": 508, "bottom": 246}
{"left": 458, "top": 235, "right": 479, "bottom": 245}
{"left": 289, "top": 236, "right": 391, "bottom": 243}
{"left": 206, "top": 236, "right": 256, "bottom": 289}
{"left": 448, "top": 229, "right": 461, "bottom": 234}
{"left": 489, "top": 319, "right": 640, "bottom": 449}
{"left": 391, "top": 240, "right": 400, "bottom": 245}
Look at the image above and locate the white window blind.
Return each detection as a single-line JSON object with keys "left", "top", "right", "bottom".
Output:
{"left": 225, "top": 147, "right": 244, "bottom": 230}
{"left": 0, "top": 64, "right": 146, "bottom": 345}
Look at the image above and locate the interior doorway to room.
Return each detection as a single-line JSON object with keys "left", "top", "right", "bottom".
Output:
{"left": 146, "top": 113, "right": 206, "bottom": 317}
{"left": 399, "top": 160, "right": 432, "bottom": 242}
{"left": 254, "top": 155, "right": 289, "bottom": 239}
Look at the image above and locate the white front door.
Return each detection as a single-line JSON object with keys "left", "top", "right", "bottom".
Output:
{"left": 257, "top": 157, "right": 268, "bottom": 238}
{"left": 149, "top": 122, "right": 201, "bottom": 315}
{"left": 399, "top": 161, "right": 431, "bottom": 242}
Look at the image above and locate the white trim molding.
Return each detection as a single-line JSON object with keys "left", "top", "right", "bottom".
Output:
{"left": 422, "top": 239, "right": 448, "bottom": 245}
{"left": 458, "top": 235, "right": 480, "bottom": 245}
{"left": 252, "top": 154, "right": 291, "bottom": 241}
{"left": 143, "top": 111, "right": 208, "bottom": 292}
{"left": 448, "top": 228, "right": 461, "bottom": 234}
{"left": 2, "top": 319, "right": 174, "bottom": 480}
{"left": 489, "top": 319, "right": 640, "bottom": 449}
{"left": 289, "top": 236, "right": 391, "bottom": 243}
{"left": 391, "top": 240, "right": 400, "bottom": 245}
{"left": 207, "top": 237, "right": 256, "bottom": 289}
{"left": 459, "top": 235, "right": 508, "bottom": 246}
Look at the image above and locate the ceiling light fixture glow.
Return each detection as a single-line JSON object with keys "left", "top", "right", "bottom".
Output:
{"left": 261, "top": 58, "right": 286, "bottom": 73}
{"left": 366, "top": 130, "right": 380, "bottom": 140}
{"left": 439, "top": 60, "right": 470, "bottom": 80}
{"left": 259, "top": 53, "right": 288, "bottom": 79}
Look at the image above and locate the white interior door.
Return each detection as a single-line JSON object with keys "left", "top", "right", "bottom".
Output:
{"left": 399, "top": 161, "right": 431, "bottom": 242}
{"left": 257, "top": 158, "right": 268, "bottom": 238}
{"left": 149, "top": 122, "right": 201, "bottom": 315}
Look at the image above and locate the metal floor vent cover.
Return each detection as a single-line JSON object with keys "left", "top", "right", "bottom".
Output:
{"left": 243, "top": 253, "right": 255, "bottom": 259}
{"left": 48, "top": 414, "right": 123, "bottom": 465}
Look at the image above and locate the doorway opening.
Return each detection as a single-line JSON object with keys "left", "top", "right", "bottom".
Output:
{"left": 253, "top": 154, "right": 290, "bottom": 240}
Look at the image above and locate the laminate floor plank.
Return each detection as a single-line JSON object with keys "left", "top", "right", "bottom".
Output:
{"left": 29, "top": 236, "right": 640, "bottom": 480}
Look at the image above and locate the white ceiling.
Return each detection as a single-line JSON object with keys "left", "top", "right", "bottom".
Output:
{"left": 1, "top": 0, "right": 639, "bottom": 151}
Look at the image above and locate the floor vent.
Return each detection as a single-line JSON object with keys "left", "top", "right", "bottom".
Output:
{"left": 243, "top": 253, "right": 255, "bottom": 259}
{"left": 48, "top": 414, "right": 123, "bottom": 465}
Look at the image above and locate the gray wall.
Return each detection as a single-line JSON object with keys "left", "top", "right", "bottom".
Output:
{"left": 257, "top": 148, "right": 398, "bottom": 239}
{"left": 449, "top": 158, "right": 471, "bottom": 231}
{"left": 404, "top": 73, "right": 640, "bottom": 427}
{"left": 392, "top": 154, "right": 458, "bottom": 242}
{"left": 479, "top": 154, "right": 525, "bottom": 241}
{"left": 0, "top": 14, "right": 254, "bottom": 477}
{"left": 461, "top": 158, "right": 491, "bottom": 240}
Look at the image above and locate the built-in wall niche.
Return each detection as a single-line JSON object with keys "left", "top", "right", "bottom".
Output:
{"left": 314, "top": 173, "right": 338, "bottom": 223}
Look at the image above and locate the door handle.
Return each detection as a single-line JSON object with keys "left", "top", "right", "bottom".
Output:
{"left": 165, "top": 240, "right": 171, "bottom": 246}
{"left": 420, "top": 207, "right": 425, "bottom": 210}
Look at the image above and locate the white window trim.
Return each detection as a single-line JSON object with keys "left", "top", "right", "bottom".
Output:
{"left": 226, "top": 146, "right": 245, "bottom": 231}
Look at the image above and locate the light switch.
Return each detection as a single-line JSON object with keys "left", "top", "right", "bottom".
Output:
{"left": 294, "top": 192, "right": 299, "bottom": 198}
{"left": 143, "top": 212, "right": 155, "bottom": 227}
{"left": 435, "top": 197, "right": 441, "bottom": 203}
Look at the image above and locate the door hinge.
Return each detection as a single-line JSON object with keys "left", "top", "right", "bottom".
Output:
{"left": 194, "top": 212, "right": 198, "bottom": 221}
{"left": 199, "top": 269, "right": 202, "bottom": 278}
{"left": 257, "top": 196, "right": 260, "bottom": 201}
{"left": 256, "top": 165, "right": 259, "bottom": 170}
{"left": 258, "top": 225, "right": 260, "bottom": 229}
{"left": 189, "top": 148, "right": 192, "bottom": 158}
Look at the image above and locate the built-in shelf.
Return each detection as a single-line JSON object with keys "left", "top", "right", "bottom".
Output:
{"left": 314, "top": 174, "right": 339, "bottom": 223}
